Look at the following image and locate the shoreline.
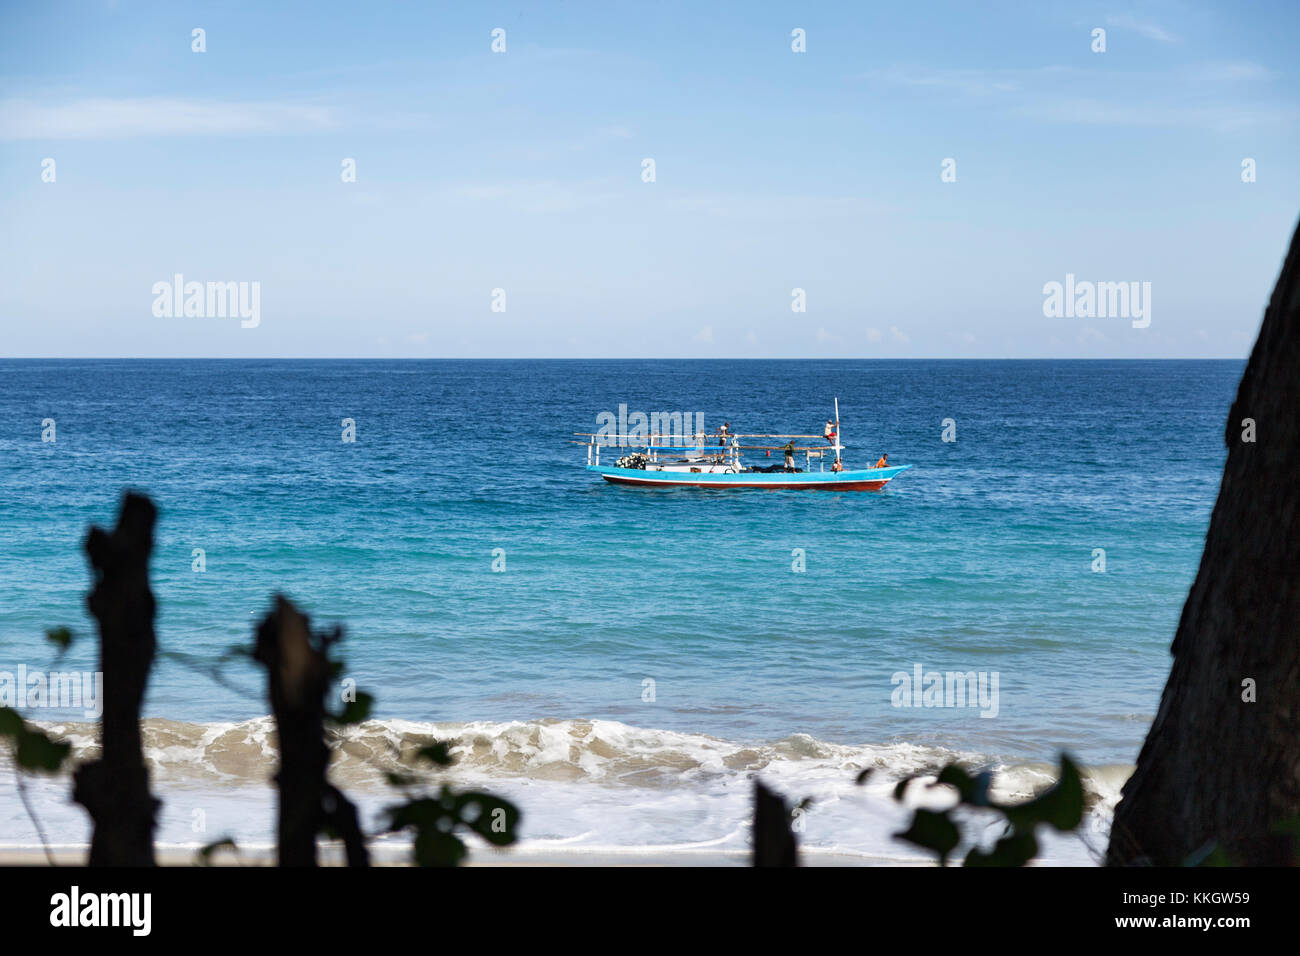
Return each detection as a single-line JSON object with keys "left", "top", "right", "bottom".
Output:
{"left": 0, "top": 844, "right": 1031, "bottom": 867}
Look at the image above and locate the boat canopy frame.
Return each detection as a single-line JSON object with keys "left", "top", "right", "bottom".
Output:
{"left": 575, "top": 398, "right": 848, "bottom": 472}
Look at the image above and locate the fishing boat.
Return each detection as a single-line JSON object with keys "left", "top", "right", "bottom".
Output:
{"left": 577, "top": 400, "right": 911, "bottom": 491}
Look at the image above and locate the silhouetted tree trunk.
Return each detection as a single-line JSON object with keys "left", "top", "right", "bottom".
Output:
{"left": 254, "top": 596, "right": 369, "bottom": 867}
{"left": 752, "top": 781, "right": 799, "bottom": 866}
{"left": 1108, "top": 217, "right": 1300, "bottom": 865}
{"left": 72, "top": 492, "right": 160, "bottom": 865}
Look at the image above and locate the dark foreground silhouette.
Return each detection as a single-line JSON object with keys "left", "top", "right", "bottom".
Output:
{"left": 1108, "top": 216, "right": 1300, "bottom": 866}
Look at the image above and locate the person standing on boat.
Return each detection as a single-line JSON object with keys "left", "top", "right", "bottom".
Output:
{"left": 717, "top": 422, "right": 731, "bottom": 446}
{"left": 783, "top": 440, "right": 796, "bottom": 472}
{"left": 874, "top": 453, "right": 888, "bottom": 469}
{"left": 824, "top": 420, "right": 837, "bottom": 444}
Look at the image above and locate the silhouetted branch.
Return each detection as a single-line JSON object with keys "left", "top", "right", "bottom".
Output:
{"left": 253, "top": 595, "right": 369, "bottom": 867}
{"left": 752, "top": 780, "right": 799, "bottom": 867}
{"left": 71, "top": 492, "right": 160, "bottom": 866}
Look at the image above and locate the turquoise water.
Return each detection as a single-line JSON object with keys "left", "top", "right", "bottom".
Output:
{"left": 0, "top": 359, "right": 1241, "bottom": 856}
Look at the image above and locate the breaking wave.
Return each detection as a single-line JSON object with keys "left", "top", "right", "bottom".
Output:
{"left": 2, "top": 717, "right": 1129, "bottom": 863}
{"left": 12, "top": 715, "right": 1129, "bottom": 801}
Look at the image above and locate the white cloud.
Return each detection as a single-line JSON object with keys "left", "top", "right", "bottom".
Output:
{"left": 693, "top": 326, "right": 714, "bottom": 344}
{"left": 0, "top": 96, "right": 338, "bottom": 140}
{"left": 1198, "top": 61, "right": 1275, "bottom": 82}
{"left": 448, "top": 180, "right": 620, "bottom": 214}
{"left": 1105, "top": 14, "right": 1180, "bottom": 44}
{"left": 865, "top": 66, "right": 1042, "bottom": 96}
{"left": 1013, "top": 97, "right": 1291, "bottom": 132}
{"left": 666, "top": 193, "right": 883, "bottom": 221}
{"left": 515, "top": 124, "right": 638, "bottom": 162}
{"left": 866, "top": 327, "right": 883, "bottom": 343}
{"left": 889, "top": 326, "right": 910, "bottom": 344}
{"left": 867, "top": 58, "right": 1287, "bottom": 133}
{"left": 453, "top": 185, "right": 510, "bottom": 200}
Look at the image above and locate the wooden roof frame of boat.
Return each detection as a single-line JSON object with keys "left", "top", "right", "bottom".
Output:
{"left": 575, "top": 398, "right": 871, "bottom": 471}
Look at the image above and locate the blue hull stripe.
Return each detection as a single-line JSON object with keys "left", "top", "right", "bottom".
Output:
{"left": 587, "top": 464, "right": 911, "bottom": 484}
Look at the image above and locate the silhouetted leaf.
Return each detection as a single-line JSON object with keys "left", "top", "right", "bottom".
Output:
{"left": 999, "top": 755, "right": 1084, "bottom": 831}
{"left": 895, "top": 809, "right": 960, "bottom": 864}
{"left": 893, "top": 775, "right": 920, "bottom": 801}
{"left": 455, "top": 792, "right": 520, "bottom": 846}
{"left": 45, "top": 627, "right": 75, "bottom": 653}
{"left": 386, "top": 796, "right": 445, "bottom": 831}
{"left": 965, "top": 829, "right": 1038, "bottom": 867}
{"left": 936, "top": 765, "right": 993, "bottom": 807}
{"left": 196, "top": 838, "right": 239, "bottom": 866}
{"left": 0, "top": 707, "right": 22, "bottom": 737}
{"left": 332, "top": 691, "right": 374, "bottom": 725}
{"left": 412, "top": 827, "right": 467, "bottom": 868}
{"left": 416, "top": 741, "right": 454, "bottom": 767}
{"left": 15, "top": 729, "right": 71, "bottom": 772}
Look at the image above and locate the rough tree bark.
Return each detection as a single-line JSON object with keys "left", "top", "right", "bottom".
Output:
{"left": 1107, "top": 217, "right": 1300, "bottom": 865}
{"left": 254, "top": 595, "right": 369, "bottom": 867}
{"left": 72, "top": 492, "right": 160, "bottom": 866}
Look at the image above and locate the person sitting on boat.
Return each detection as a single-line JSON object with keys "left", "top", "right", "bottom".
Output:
{"left": 874, "top": 454, "right": 888, "bottom": 469}
{"left": 824, "top": 420, "right": 837, "bottom": 444}
{"left": 783, "top": 441, "right": 796, "bottom": 471}
{"left": 831, "top": 458, "right": 843, "bottom": 473}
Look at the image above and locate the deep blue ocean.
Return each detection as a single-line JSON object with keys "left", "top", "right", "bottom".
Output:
{"left": 0, "top": 359, "right": 1242, "bottom": 858}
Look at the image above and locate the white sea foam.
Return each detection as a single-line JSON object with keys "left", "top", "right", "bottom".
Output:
{"left": 0, "top": 716, "right": 1127, "bottom": 865}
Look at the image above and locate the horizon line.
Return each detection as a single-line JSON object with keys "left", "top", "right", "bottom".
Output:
{"left": 0, "top": 355, "right": 1250, "bottom": 362}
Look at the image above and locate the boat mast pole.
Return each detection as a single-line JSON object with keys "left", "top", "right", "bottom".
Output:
{"left": 833, "top": 397, "right": 842, "bottom": 464}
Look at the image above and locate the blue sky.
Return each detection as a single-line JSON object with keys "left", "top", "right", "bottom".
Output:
{"left": 1, "top": 0, "right": 1297, "bottom": 357}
